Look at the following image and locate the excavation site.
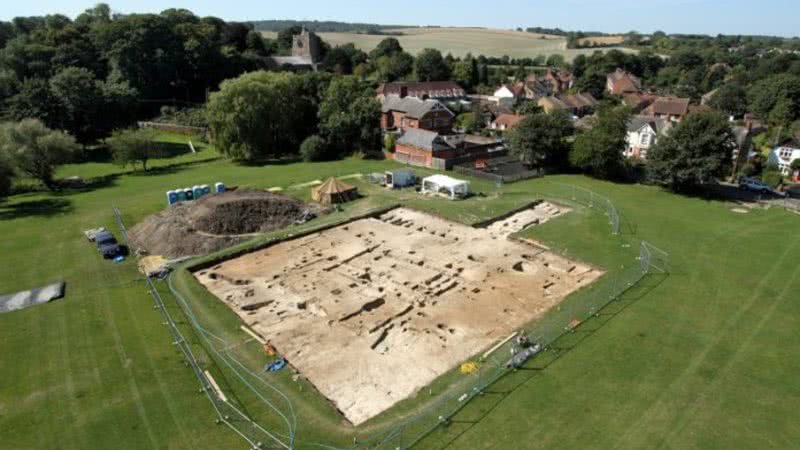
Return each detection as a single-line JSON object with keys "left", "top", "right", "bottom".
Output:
{"left": 194, "top": 203, "right": 602, "bottom": 425}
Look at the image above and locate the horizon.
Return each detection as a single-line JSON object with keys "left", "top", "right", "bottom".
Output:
{"left": 2, "top": 0, "right": 798, "bottom": 39}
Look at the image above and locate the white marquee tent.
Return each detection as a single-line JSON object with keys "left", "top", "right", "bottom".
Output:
{"left": 420, "top": 174, "right": 469, "bottom": 199}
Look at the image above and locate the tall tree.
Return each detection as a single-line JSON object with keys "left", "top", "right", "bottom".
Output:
{"left": 0, "top": 119, "right": 78, "bottom": 190}
{"left": 708, "top": 83, "right": 748, "bottom": 118}
{"left": 206, "top": 71, "right": 321, "bottom": 162}
{"left": 570, "top": 106, "right": 631, "bottom": 179}
{"left": 0, "top": 153, "right": 13, "bottom": 199}
{"left": 319, "top": 76, "right": 381, "bottom": 157}
{"left": 648, "top": 111, "right": 735, "bottom": 192}
{"left": 415, "top": 48, "right": 450, "bottom": 82}
{"left": 370, "top": 37, "right": 403, "bottom": 60}
{"left": 48, "top": 66, "right": 104, "bottom": 145}
{"left": 508, "top": 110, "right": 574, "bottom": 169}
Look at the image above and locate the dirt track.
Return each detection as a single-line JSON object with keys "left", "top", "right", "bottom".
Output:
{"left": 195, "top": 204, "right": 600, "bottom": 425}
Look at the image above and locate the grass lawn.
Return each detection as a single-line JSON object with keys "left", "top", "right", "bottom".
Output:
{"left": 1, "top": 136, "right": 799, "bottom": 450}
{"left": 260, "top": 27, "right": 634, "bottom": 60}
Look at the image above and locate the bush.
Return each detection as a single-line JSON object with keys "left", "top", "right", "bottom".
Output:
{"left": 762, "top": 164, "right": 784, "bottom": 188}
{"left": 300, "top": 135, "right": 328, "bottom": 162}
{"left": 383, "top": 133, "right": 396, "bottom": 153}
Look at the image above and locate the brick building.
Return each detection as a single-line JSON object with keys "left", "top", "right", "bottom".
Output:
{"left": 380, "top": 96, "right": 455, "bottom": 133}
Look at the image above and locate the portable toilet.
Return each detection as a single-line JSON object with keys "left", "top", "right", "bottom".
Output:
{"left": 184, "top": 188, "right": 194, "bottom": 201}
{"left": 176, "top": 189, "right": 187, "bottom": 202}
{"left": 193, "top": 185, "right": 203, "bottom": 199}
{"left": 215, "top": 182, "right": 225, "bottom": 194}
{"left": 201, "top": 184, "right": 211, "bottom": 196}
{"left": 166, "top": 190, "right": 178, "bottom": 206}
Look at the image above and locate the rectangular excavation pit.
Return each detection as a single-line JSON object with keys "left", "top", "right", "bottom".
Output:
{"left": 194, "top": 207, "right": 601, "bottom": 426}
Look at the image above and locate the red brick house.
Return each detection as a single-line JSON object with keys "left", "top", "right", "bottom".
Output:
{"left": 644, "top": 96, "right": 691, "bottom": 122}
{"left": 607, "top": 68, "right": 642, "bottom": 95}
{"left": 392, "top": 128, "right": 501, "bottom": 169}
{"left": 381, "top": 96, "right": 455, "bottom": 133}
{"left": 376, "top": 81, "right": 466, "bottom": 101}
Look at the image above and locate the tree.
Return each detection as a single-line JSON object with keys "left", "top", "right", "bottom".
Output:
{"left": 376, "top": 52, "right": 414, "bottom": 82}
{"left": 319, "top": 76, "right": 382, "bottom": 158}
{"left": 0, "top": 154, "right": 13, "bottom": 199}
{"left": 708, "top": 83, "right": 748, "bottom": 118}
{"left": 570, "top": 106, "right": 631, "bottom": 179}
{"left": 370, "top": 37, "right": 403, "bottom": 60}
{"left": 49, "top": 66, "right": 104, "bottom": 145}
{"left": 383, "top": 132, "right": 396, "bottom": 153}
{"left": 415, "top": 48, "right": 450, "bottom": 82}
{"left": 206, "top": 71, "right": 320, "bottom": 162}
{"left": 545, "top": 54, "right": 565, "bottom": 68}
{"left": 300, "top": 135, "right": 328, "bottom": 161}
{"left": 0, "top": 119, "right": 78, "bottom": 190}
{"left": 516, "top": 102, "right": 544, "bottom": 115}
{"left": 108, "top": 128, "right": 158, "bottom": 171}
{"left": 748, "top": 74, "right": 800, "bottom": 126}
{"left": 507, "top": 110, "right": 574, "bottom": 169}
{"left": 648, "top": 111, "right": 735, "bottom": 192}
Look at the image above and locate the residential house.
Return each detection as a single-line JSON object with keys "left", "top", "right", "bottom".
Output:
{"left": 522, "top": 76, "right": 554, "bottom": 99}
{"left": 491, "top": 83, "right": 527, "bottom": 106}
{"left": 537, "top": 93, "right": 599, "bottom": 117}
{"left": 490, "top": 113, "right": 524, "bottom": 131}
{"left": 624, "top": 115, "right": 672, "bottom": 159}
{"left": 376, "top": 81, "right": 466, "bottom": 101}
{"left": 644, "top": 96, "right": 691, "bottom": 122}
{"left": 380, "top": 96, "right": 455, "bottom": 133}
{"left": 768, "top": 140, "right": 800, "bottom": 179}
{"left": 606, "top": 68, "right": 642, "bottom": 95}
{"left": 541, "top": 69, "right": 574, "bottom": 94}
{"left": 267, "top": 28, "right": 321, "bottom": 71}
{"left": 622, "top": 93, "right": 656, "bottom": 113}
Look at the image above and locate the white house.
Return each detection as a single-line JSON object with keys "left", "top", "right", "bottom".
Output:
{"left": 768, "top": 140, "right": 800, "bottom": 179}
{"left": 624, "top": 115, "right": 671, "bottom": 159}
{"left": 490, "top": 84, "right": 523, "bottom": 107}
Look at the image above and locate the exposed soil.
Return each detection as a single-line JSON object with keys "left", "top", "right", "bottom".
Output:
{"left": 129, "top": 190, "right": 323, "bottom": 258}
{"left": 195, "top": 206, "right": 601, "bottom": 425}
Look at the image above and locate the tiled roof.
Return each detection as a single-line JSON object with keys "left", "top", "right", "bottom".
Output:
{"left": 646, "top": 97, "right": 690, "bottom": 117}
{"left": 628, "top": 115, "right": 671, "bottom": 134}
{"left": 376, "top": 81, "right": 466, "bottom": 99}
{"left": 396, "top": 128, "right": 444, "bottom": 151}
{"left": 381, "top": 96, "right": 453, "bottom": 119}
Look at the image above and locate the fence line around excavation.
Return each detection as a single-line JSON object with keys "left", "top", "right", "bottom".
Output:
{"left": 113, "top": 180, "right": 670, "bottom": 450}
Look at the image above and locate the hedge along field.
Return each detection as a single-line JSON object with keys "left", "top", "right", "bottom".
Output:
{"left": 261, "top": 27, "right": 634, "bottom": 60}
{"left": 1, "top": 130, "right": 799, "bottom": 450}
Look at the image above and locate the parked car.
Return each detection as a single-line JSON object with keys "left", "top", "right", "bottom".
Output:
{"left": 95, "top": 230, "right": 121, "bottom": 258}
{"left": 738, "top": 177, "right": 783, "bottom": 196}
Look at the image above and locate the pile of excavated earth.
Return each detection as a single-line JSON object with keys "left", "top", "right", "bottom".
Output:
{"left": 130, "top": 190, "right": 323, "bottom": 259}
{"left": 195, "top": 202, "right": 601, "bottom": 425}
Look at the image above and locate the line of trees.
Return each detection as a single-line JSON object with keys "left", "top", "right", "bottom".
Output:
{"left": 206, "top": 71, "right": 381, "bottom": 163}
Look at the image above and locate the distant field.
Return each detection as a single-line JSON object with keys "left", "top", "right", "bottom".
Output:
{"left": 262, "top": 27, "right": 633, "bottom": 60}
{"left": 577, "top": 35, "right": 626, "bottom": 46}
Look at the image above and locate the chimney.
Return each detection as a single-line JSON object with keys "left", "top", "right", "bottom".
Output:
{"left": 399, "top": 85, "right": 408, "bottom": 99}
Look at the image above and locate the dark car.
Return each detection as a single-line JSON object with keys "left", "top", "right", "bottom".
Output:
{"left": 95, "top": 231, "right": 121, "bottom": 258}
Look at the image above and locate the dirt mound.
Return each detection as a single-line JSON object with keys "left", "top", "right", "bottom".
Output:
{"left": 129, "top": 190, "right": 320, "bottom": 259}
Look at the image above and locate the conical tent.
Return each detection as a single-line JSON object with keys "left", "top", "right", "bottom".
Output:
{"left": 312, "top": 178, "right": 358, "bottom": 205}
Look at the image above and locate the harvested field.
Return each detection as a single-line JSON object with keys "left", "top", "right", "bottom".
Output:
{"left": 129, "top": 190, "right": 323, "bottom": 259}
{"left": 195, "top": 206, "right": 600, "bottom": 425}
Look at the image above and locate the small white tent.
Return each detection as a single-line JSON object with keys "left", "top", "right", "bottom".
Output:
{"left": 420, "top": 175, "right": 469, "bottom": 199}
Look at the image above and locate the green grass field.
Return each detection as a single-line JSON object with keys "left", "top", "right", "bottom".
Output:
{"left": 261, "top": 27, "right": 634, "bottom": 60}
{"left": 1, "top": 132, "right": 799, "bottom": 449}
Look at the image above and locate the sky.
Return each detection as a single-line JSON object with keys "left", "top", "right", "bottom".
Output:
{"left": 2, "top": 0, "right": 798, "bottom": 38}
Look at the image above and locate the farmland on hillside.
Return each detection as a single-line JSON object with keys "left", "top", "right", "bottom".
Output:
{"left": 262, "top": 27, "right": 634, "bottom": 60}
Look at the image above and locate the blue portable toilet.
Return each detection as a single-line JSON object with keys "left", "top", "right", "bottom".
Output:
{"left": 184, "top": 188, "right": 194, "bottom": 201}
{"left": 176, "top": 189, "right": 187, "bottom": 202}
{"left": 201, "top": 184, "right": 211, "bottom": 196}
{"left": 193, "top": 185, "right": 203, "bottom": 199}
{"left": 215, "top": 182, "right": 225, "bottom": 194}
{"left": 167, "top": 190, "right": 178, "bottom": 206}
